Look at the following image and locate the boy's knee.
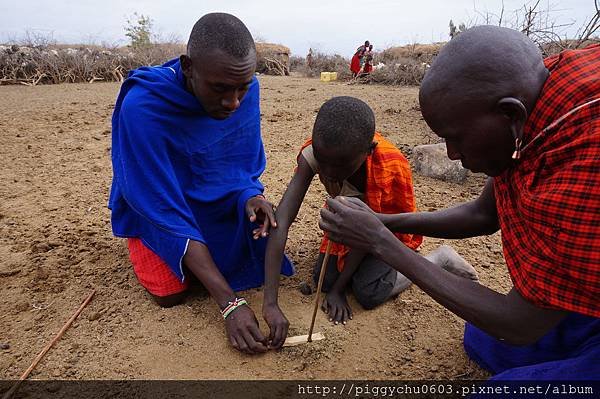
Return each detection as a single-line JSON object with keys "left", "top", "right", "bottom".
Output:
{"left": 352, "top": 257, "right": 397, "bottom": 309}
{"left": 151, "top": 292, "right": 187, "bottom": 308}
{"left": 353, "top": 287, "right": 385, "bottom": 310}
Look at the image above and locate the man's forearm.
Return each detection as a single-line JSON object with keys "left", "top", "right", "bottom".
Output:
{"left": 381, "top": 178, "right": 499, "bottom": 239}
{"left": 184, "top": 240, "right": 236, "bottom": 309}
{"left": 372, "top": 229, "right": 565, "bottom": 345}
{"left": 380, "top": 201, "right": 498, "bottom": 239}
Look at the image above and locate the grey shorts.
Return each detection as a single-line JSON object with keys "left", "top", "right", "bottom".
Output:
{"left": 312, "top": 253, "right": 398, "bottom": 310}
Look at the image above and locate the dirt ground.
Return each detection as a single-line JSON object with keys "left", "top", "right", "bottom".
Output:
{"left": 0, "top": 75, "right": 511, "bottom": 380}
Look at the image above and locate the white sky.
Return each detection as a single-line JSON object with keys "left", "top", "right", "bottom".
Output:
{"left": 0, "top": 0, "right": 596, "bottom": 56}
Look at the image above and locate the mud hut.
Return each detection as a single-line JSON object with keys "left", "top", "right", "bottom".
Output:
{"left": 256, "top": 42, "right": 290, "bottom": 76}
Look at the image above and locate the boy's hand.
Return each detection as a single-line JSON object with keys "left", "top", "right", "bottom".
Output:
{"left": 225, "top": 305, "right": 269, "bottom": 355}
{"left": 322, "top": 290, "right": 353, "bottom": 325}
{"left": 246, "top": 195, "right": 277, "bottom": 239}
{"left": 262, "top": 303, "right": 289, "bottom": 349}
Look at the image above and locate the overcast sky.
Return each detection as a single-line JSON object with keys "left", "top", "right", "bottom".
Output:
{"left": 0, "top": 0, "right": 596, "bottom": 56}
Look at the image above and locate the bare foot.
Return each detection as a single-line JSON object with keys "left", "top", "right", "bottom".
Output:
{"left": 425, "top": 245, "right": 479, "bottom": 282}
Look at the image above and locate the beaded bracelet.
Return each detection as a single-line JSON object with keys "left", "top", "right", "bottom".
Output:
{"left": 221, "top": 297, "right": 248, "bottom": 320}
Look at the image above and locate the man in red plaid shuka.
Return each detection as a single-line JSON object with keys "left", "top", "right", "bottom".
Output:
{"left": 318, "top": 26, "right": 599, "bottom": 380}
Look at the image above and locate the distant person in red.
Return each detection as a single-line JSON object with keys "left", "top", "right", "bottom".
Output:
{"left": 350, "top": 40, "right": 369, "bottom": 77}
{"left": 362, "top": 45, "right": 374, "bottom": 74}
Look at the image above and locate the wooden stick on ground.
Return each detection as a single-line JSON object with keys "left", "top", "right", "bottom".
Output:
{"left": 307, "top": 240, "right": 332, "bottom": 342}
{"left": 283, "top": 332, "right": 325, "bottom": 347}
{"left": 2, "top": 289, "right": 96, "bottom": 399}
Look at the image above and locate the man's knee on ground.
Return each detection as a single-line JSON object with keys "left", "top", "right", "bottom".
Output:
{"left": 151, "top": 292, "right": 187, "bottom": 308}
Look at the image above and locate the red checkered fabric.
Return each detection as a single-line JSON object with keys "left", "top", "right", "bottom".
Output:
{"left": 494, "top": 45, "right": 600, "bottom": 317}
{"left": 127, "top": 238, "right": 189, "bottom": 297}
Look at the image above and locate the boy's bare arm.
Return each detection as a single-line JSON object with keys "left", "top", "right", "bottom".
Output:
{"left": 262, "top": 155, "right": 314, "bottom": 347}
{"left": 263, "top": 155, "right": 315, "bottom": 305}
{"left": 379, "top": 178, "right": 499, "bottom": 238}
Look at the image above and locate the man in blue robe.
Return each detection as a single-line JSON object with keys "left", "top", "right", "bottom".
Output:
{"left": 109, "top": 13, "right": 293, "bottom": 354}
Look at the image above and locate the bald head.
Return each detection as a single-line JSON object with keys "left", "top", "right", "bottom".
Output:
{"left": 420, "top": 25, "right": 547, "bottom": 115}
{"left": 418, "top": 26, "right": 550, "bottom": 177}
{"left": 187, "top": 13, "right": 256, "bottom": 61}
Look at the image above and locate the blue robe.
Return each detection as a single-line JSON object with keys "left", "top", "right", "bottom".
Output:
{"left": 464, "top": 313, "right": 600, "bottom": 380}
{"left": 108, "top": 58, "right": 293, "bottom": 291}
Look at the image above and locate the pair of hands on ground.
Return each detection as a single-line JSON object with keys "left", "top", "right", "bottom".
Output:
{"left": 224, "top": 302, "right": 289, "bottom": 354}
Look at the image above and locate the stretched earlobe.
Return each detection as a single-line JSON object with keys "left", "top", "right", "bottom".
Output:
{"left": 497, "top": 97, "right": 527, "bottom": 160}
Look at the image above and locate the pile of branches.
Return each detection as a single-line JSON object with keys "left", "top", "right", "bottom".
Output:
{"left": 0, "top": 41, "right": 296, "bottom": 84}
{"left": 1, "top": 46, "right": 129, "bottom": 85}
{"left": 0, "top": 44, "right": 183, "bottom": 86}
{"left": 357, "top": 57, "right": 428, "bottom": 86}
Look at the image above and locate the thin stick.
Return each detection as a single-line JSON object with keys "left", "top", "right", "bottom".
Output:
{"left": 308, "top": 240, "right": 332, "bottom": 342}
{"left": 2, "top": 289, "right": 96, "bottom": 399}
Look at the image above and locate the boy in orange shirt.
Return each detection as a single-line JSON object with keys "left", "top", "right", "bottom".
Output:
{"left": 262, "top": 96, "right": 477, "bottom": 348}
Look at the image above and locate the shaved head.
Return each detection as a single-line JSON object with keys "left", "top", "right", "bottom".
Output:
{"left": 180, "top": 13, "right": 257, "bottom": 120}
{"left": 420, "top": 25, "right": 547, "bottom": 116}
{"left": 418, "top": 26, "right": 550, "bottom": 176}
{"left": 313, "top": 96, "right": 375, "bottom": 156}
{"left": 187, "top": 13, "right": 256, "bottom": 61}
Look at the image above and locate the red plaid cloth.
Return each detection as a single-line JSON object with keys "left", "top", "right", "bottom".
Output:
{"left": 127, "top": 238, "right": 189, "bottom": 297}
{"left": 494, "top": 45, "right": 600, "bottom": 317}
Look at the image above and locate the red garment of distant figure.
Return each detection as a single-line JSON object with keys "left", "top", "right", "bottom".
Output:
{"left": 350, "top": 54, "right": 361, "bottom": 74}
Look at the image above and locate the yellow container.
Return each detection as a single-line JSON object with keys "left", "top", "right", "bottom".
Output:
{"left": 320, "top": 72, "right": 338, "bottom": 82}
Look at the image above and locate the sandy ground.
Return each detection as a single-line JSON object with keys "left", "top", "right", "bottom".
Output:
{"left": 0, "top": 75, "right": 511, "bottom": 380}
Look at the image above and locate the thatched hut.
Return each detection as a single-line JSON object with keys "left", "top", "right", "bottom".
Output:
{"left": 255, "top": 42, "right": 290, "bottom": 76}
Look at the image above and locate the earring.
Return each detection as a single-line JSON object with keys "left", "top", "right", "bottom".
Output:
{"left": 512, "top": 138, "right": 522, "bottom": 160}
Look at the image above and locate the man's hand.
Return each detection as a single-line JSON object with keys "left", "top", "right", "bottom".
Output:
{"left": 322, "top": 290, "right": 352, "bottom": 325}
{"left": 319, "top": 196, "right": 389, "bottom": 252}
{"left": 262, "top": 303, "right": 289, "bottom": 349}
{"left": 225, "top": 305, "right": 269, "bottom": 355}
{"left": 246, "top": 195, "right": 277, "bottom": 239}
